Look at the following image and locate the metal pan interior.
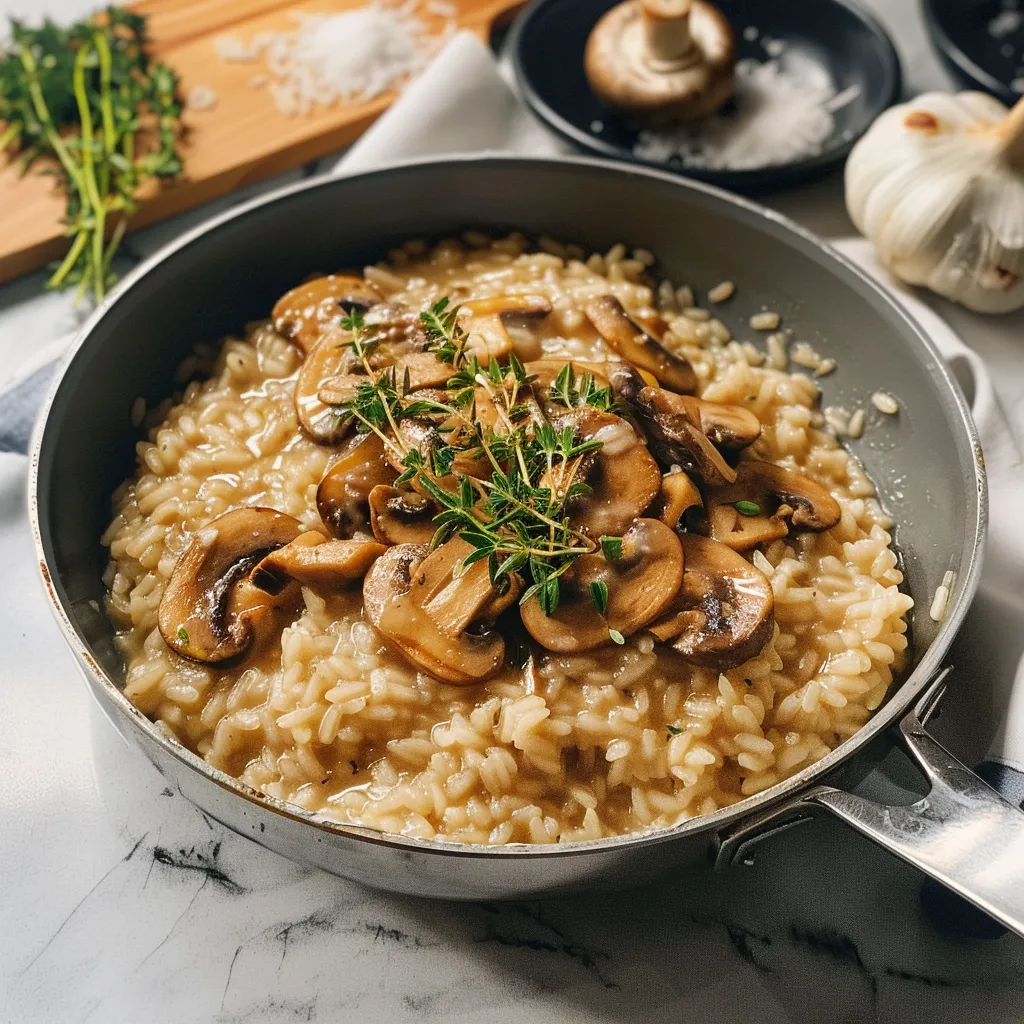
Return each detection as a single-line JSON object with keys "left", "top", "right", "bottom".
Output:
{"left": 30, "top": 156, "right": 985, "bottom": 871}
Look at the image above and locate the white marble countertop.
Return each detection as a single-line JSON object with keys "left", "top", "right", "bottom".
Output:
{"left": 3, "top": 1, "right": 1024, "bottom": 1021}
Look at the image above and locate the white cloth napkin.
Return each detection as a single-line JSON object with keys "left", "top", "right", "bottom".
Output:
{"left": 8, "top": 30, "right": 1024, "bottom": 775}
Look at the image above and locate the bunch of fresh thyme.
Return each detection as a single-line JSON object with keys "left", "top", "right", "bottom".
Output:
{"left": 0, "top": 7, "right": 183, "bottom": 302}
{"left": 337, "top": 299, "right": 625, "bottom": 623}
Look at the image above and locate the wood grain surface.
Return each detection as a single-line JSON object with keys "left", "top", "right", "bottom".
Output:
{"left": 0, "top": 0, "right": 522, "bottom": 283}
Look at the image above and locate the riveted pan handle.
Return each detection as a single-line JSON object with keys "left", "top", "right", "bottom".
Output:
{"left": 717, "top": 669, "right": 1024, "bottom": 939}
{"left": 805, "top": 669, "right": 1024, "bottom": 939}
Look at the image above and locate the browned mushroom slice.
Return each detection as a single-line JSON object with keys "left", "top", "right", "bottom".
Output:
{"left": 544, "top": 407, "right": 661, "bottom": 537}
{"left": 689, "top": 397, "right": 761, "bottom": 448}
{"left": 585, "top": 295, "right": 697, "bottom": 394}
{"left": 707, "top": 460, "right": 842, "bottom": 551}
{"left": 369, "top": 485, "right": 437, "bottom": 546}
{"left": 251, "top": 531, "right": 385, "bottom": 592}
{"left": 607, "top": 360, "right": 647, "bottom": 405}
{"left": 584, "top": 0, "right": 736, "bottom": 125}
{"left": 293, "top": 332, "right": 359, "bottom": 445}
{"left": 462, "top": 294, "right": 553, "bottom": 322}
{"left": 525, "top": 360, "right": 612, "bottom": 417}
{"left": 521, "top": 518, "right": 683, "bottom": 653}
{"left": 636, "top": 386, "right": 736, "bottom": 485}
{"left": 364, "top": 301, "right": 429, "bottom": 348}
{"left": 315, "top": 372, "right": 363, "bottom": 410}
{"left": 391, "top": 351, "right": 456, "bottom": 391}
{"left": 648, "top": 471, "right": 702, "bottom": 529}
{"left": 317, "top": 432, "right": 397, "bottom": 538}
{"left": 158, "top": 507, "right": 303, "bottom": 663}
{"left": 384, "top": 418, "right": 491, "bottom": 492}
{"left": 526, "top": 360, "right": 611, "bottom": 393}
{"left": 363, "top": 538, "right": 522, "bottom": 685}
{"left": 462, "top": 313, "right": 513, "bottom": 364}
{"left": 273, "top": 275, "right": 382, "bottom": 354}
{"left": 649, "top": 534, "right": 773, "bottom": 670}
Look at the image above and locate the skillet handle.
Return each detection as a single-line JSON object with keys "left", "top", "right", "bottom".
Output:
{"left": 806, "top": 670, "right": 1024, "bottom": 939}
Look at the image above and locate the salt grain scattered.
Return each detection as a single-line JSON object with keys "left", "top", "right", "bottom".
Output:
{"left": 633, "top": 56, "right": 837, "bottom": 170}
{"left": 871, "top": 390, "right": 899, "bottom": 415}
{"left": 989, "top": 8, "right": 1022, "bottom": 38}
{"left": 218, "top": 1, "right": 452, "bottom": 116}
{"left": 186, "top": 84, "right": 218, "bottom": 111}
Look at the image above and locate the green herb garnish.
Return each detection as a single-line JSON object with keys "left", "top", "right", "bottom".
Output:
{"left": 0, "top": 7, "right": 184, "bottom": 302}
{"left": 589, "top": 580, "right": 609, "bottom": 615}
{"left": 600, "top": 535, "right": 623, "bottom": 560}
{"left": 176, "top": 625, "right": 190, "bottom": 647}
{"left": 332, "top": 299, "right": 617, "bottom": 617}
{"left": 735, "top": 500, "right": 761, "bottom": 516}
{"left": 549, "top": 362, "right": 616, "bottom": 412}
{"left": 666, "top": 724, "right": 683, "bottom": 735}
{"left": 608, "top": 628, "right": 625, "bottom": 645}
{"left": 420, "top": 297, "right": 468, "bottom": 367}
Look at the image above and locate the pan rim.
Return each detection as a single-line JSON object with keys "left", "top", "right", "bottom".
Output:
{"left": 28, "top": 152, "right": 987, "bottom": 860}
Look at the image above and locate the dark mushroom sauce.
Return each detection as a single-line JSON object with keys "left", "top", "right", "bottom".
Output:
{"left": 102, "top": 233, "right": 912, "bottom": 844}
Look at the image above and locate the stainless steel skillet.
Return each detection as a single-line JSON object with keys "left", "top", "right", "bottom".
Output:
{"left": 28, "top": 155, "right": 1024, "bottom": 934}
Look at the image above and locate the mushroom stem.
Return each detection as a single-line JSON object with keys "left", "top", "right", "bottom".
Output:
{"left": 999, "top": 95, "right": 1024, "bottom": 170}
{"left": 640, "top": 0, "right": 697, "bottom": 70}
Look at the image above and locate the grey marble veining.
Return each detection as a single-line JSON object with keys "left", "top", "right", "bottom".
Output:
{"left": 3, "top": 0, "right": 1024, "bottom": 1021}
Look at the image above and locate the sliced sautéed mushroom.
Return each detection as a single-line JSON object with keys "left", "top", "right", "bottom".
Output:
{"left": 104, "top": 233, "right": 912, "bottom": 845}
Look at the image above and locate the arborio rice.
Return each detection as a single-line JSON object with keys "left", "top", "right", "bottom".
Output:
{"left": 102, "top": 234, "right": 912, "bottom": 845}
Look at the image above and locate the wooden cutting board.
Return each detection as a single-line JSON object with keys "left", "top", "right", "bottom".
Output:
{"left": 0, "top": 0, "right": 524, "bottom": 284}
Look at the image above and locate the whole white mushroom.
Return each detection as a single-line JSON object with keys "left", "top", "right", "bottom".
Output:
{"left": 845, "top": 91, "right": 1024, "bottom": 314}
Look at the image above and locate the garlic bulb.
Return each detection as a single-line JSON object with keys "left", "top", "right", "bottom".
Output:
{"left": 845, "top": 91, "right": 1024, "bottom": 314}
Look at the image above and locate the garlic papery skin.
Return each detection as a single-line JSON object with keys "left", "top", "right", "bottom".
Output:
{"left": 845, "top": 91, "right": 1024, "bottom": 314}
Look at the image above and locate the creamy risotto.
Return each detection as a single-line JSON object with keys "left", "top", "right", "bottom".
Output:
{"left": 102, "top": 233, "right": 912, "bottom": 845}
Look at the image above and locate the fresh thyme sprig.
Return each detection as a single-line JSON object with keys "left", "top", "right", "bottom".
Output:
{"left": 420, "top": 297, "right": 468, "bottom": 367}
{"left": 0, "top": 8, "right": 184, "bottom": 302}
{"left": 333, "top": 297, "right": 623, "bottom": 617}
{"left": 549, "top": 362, "right": 617, "bottom": 413}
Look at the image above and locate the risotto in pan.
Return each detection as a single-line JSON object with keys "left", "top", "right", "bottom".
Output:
{"left": 102, "top": 233, "right": 912, "bottom": 845}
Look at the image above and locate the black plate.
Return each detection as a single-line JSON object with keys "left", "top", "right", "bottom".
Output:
{"left": 511, "top": 0, "right": 901, "bottom": 193}
{"left": 923, "top": 0, "right": 1024, "bottom": 105}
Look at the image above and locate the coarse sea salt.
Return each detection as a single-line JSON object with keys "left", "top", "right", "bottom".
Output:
{"left": 217, "top": 1, "right": 453, "bottom": 116}
{"left": 633, "top": 55, "right": 857, "bottom": 171}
